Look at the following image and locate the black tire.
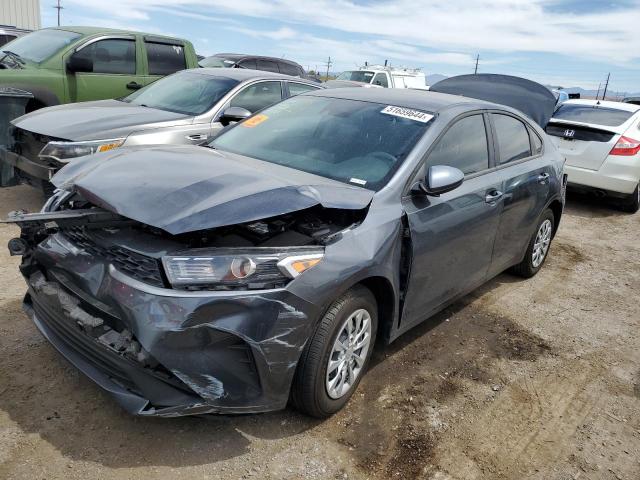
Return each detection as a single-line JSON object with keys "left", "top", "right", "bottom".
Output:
{"left": 290, "top": 285, "right": 378, "bottom": 418}
{"left": 619, "top": 184, "right": 639, "bottom": 214}
{"left": 510, "top": 209, "right": 555, "bottom": 278}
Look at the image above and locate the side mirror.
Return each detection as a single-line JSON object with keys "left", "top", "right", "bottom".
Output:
{"left": 418, "top": 165, "right": 464, "bottom": 196}
{"left": 67, "top": 54, "right": 93, "bottom": 73}
{"left": 220, "top": 107, "right": 252, "bottom": 125}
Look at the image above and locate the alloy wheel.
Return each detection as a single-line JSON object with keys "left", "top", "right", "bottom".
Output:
{"left": 532, "top": 219, "right": 552, "bottom": 268}
{"left": 325, "top": 308, "right": 372, "bottom": 399}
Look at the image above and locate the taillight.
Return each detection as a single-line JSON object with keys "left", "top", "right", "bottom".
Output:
{"left": 610, "top": 136, "right": 640, "bottom": 156}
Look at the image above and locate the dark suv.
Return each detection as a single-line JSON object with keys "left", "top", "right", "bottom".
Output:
{"left": 200, "top": 53, "right": 310, "bottom": 78}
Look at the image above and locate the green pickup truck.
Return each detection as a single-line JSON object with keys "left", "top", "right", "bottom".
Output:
{"left": 0, "top": 26, "right": 199, "bottom": 112}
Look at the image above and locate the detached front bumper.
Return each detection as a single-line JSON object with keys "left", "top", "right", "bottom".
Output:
{"left": 22, "top": 237, "right": 320, "bottom": 416}
{"left": 3, "top": 150, "right": 57, "bottom": 182}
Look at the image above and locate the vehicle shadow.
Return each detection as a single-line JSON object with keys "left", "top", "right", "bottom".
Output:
{"left": 370, "top": 271, "right": 522, "bottom": 365}
{"left": 563, "top": 190, "right": 628, "bottom": 219}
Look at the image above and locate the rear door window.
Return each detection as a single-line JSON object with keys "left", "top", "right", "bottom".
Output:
{"left": 256, "top": 59, "right": 279, "bottom": 73}
{"left": 75, "top": 38, "right": 136, "bottom": 74}
{"left": 372, "top": 73, "right": 389, "bottom": 88}
{"left": 279, "top": 62, "right": 301, "bottom": 76}
{"left": 229, "top": 81, "right": 283, "bottom": 113}
{"left": 492, "top": 114, "right": 532, "bottom": 164}
{"left": 553, "top": 104, "right": 634, "bottom": 127}
{"left": 426, "top": 114, "right": 489, "bottom": 175}
{"left": 288, "top": 82, "right": 320, "bottom": 97}
{"left": 145, "top": 42, "right": 186, "bottom": 75}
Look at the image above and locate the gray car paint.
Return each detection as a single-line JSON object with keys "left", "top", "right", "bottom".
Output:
{"left": 7, "top": 86, "right": 565, "bottom": 416}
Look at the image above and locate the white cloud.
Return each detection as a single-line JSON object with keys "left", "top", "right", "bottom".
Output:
{"left": 66, "top": 0, "right": 640, "bottom": 62}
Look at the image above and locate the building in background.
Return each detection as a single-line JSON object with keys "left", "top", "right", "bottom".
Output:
{"left": 0, "top": 0, "right": 41, "bottom": 30}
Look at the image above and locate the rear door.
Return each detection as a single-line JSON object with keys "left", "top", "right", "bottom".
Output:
{"left": 66, "top": 35, "right": 142, "bottom": 102}
{"left": 546, "top": 104, "right": 635, "bottom": 170}
{"left": 142, "top": 37, "right": 187, "bottom": 87}
{"left": 401, "top": 112, "right": 503, "bottom": 330}
{"left": 488, "top": 112, "right": 552, "bottom": 274}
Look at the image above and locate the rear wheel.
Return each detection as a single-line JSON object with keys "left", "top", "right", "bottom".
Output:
{"left": 620, "top": 183, "right": 639, "bottom": 213}
{"left": 510, "top": 209, "right": 555, "bottom": 278}
{"left": 291, "top": 285, "right": 377, "bottom": 418}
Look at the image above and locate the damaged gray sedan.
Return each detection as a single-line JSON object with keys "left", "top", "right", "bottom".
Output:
{"left": 6, "top": 76, "right": 565, "bottom": 417}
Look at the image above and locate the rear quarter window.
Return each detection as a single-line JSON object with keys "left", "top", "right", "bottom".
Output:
{"left": 553, "top": 104, "right": 634, "bottom": 127}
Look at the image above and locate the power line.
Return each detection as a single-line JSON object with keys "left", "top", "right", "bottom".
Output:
{"left": 54, "top": 0, "right": 63, "bottom": 26}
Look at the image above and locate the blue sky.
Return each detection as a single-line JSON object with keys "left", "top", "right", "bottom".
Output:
{"left": 42, "top": 0, "right": 640, "bottom": 93}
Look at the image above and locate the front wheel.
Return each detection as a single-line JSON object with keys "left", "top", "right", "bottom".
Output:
{"left": 510, "top": 209, "right": 555, "bottom": 278}
{"left": 290, "top": 285, "right": 377, "bottom": 418}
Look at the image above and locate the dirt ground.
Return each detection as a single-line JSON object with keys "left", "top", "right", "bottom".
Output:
{"left": 0, "top": 184, "right": 638, "bottom": 480}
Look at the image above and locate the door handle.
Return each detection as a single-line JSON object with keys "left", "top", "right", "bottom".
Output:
{"left": 537, "top": 172, "right": 550, "bottom": 184}
{"left": 485, "top": 190, "right": 504, "bottom": 203}
{"left": 126, "top": 81, "right": 143, "bottom": 90}
{"left": 186, "top": 133, "right": 208, "bottom": 141}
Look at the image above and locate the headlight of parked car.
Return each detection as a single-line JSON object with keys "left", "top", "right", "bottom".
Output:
{"left": 162, "top": 248, "right": 324, "bottom": 290}
{"left": 39, "top": 138, "right": 125, "bottom": 162}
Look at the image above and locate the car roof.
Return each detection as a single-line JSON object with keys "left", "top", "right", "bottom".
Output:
{"left": 192, "top": 67, "right": 317, "bottom": 83}
{"left": 560, "top": 99, "right": 640, "bottom": 113}
{"left": 304, "top": 87, "right": 498, "bottom": 113}
{"left": 214, "top": 53, "right": 301, "bottom": 67}
{"left": 53, "top": 26, "right": 186, "bottom": 43}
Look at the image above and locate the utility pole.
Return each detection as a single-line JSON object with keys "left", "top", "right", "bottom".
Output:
{"left": 324, "top": 56, "right": 332, "bottom": 81}
{"left": 596, "top": 83, "right": 601, "bottom": 100}
{"left": 54, "top": 0, "right": 63, "bottom": 26}
{"left": 602, "top": 72, "right": 610, "bottom": 100}
{"left": 474, "top": 54, "right": 479, "bottom": 74}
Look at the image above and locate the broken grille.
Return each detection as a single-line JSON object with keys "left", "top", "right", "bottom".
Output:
{"left": 62, "top": 227, "right": 166, "bottom": 288}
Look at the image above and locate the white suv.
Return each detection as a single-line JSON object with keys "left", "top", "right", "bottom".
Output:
{"left": 547, "top": 100, "right": 640, "bottom": 212}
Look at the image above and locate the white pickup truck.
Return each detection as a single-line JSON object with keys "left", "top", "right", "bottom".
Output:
{"left": 335, "top": 65, "right": 429, "bottom": 90}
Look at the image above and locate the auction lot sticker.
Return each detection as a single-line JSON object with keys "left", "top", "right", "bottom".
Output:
{"left": 381, "top": 106, "right": 434, "bottom": 123}
{"left": 242, "top": 114, "right": 269, "bottom": 128}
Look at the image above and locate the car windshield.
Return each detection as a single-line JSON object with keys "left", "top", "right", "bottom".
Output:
{"left": 336, "top": 70, "right": 375, "bottom": 83}
{"left": 211, "top": 95, "right": 432, "bottom": 190}
{"left": 122, "top": 71, "right": 239, "bottom": 115}
{"left": 553, "top": 104, "right": 634, "bottom": 127}
{"left": 199, "top": 56, "right": 227, "bottom": 68}
{"left": 2, "top": 29, "right": 81, "bottom": 63}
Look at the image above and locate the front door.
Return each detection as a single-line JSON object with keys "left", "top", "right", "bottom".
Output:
{"left": 401, "top": 113, "right": 503, "bottom": 331}
{"left": 66, "top": 37, "right": 142, "bottom": 102}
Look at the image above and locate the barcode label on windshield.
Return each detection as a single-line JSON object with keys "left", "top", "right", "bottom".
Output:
{"left": 381, "top": 106, "right": 433, "bottom": 123}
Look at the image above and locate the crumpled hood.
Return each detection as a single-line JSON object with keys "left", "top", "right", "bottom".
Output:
{"left": 52, "top": 145, "right": 374, "bottom": 234}
{"left": 12, "top": 99, "right": 192, "bottom": 141}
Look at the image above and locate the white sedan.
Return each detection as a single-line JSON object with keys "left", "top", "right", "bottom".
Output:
{"left": 547, "top": 99, "right": 640, "bottom": 212}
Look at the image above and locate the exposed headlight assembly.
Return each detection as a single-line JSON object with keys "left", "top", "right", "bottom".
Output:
{"left": 162, "top": 248, "right": 324, "bottom": 290}
{"left": 39, "top": 138, "right": 125, "bottom": 162}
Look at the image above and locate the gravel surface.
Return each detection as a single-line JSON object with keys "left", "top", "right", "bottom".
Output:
{"left": 0, "top": 185, "right": 639, "bottom": 480}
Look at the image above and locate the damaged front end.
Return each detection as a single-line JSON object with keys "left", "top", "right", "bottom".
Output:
{"left": 6, "top": 186, "right": 369, "bottom": 416}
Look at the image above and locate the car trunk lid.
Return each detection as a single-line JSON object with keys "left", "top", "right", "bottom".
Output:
{"left": 546, "top": 121, "right": 620, "bottom": 170}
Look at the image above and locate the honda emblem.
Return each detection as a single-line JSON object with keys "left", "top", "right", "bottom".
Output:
{"left": 564, "top": 129, "right": 575, "bottom": 138}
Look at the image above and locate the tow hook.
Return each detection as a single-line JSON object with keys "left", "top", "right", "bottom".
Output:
{"left": 8, "top": 237, "right": 29, "bottom": 256}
